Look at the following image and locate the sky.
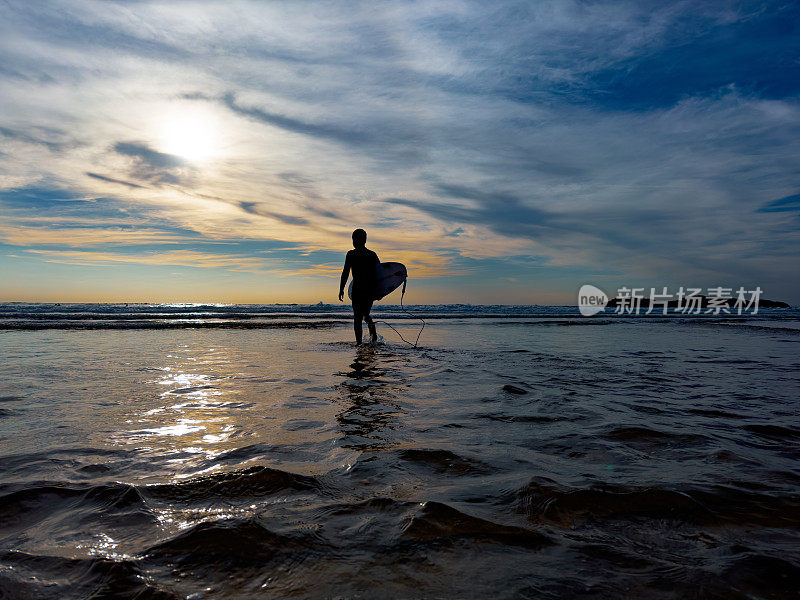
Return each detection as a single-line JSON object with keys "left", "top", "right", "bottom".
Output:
{"left": 0, "top": 0, "right": 798, "bottom": 304}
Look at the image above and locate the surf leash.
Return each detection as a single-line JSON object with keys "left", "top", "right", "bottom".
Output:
{"left": 376, "top": 279, "right": 425, "bottom": 348}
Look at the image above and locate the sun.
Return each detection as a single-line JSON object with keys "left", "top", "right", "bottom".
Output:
{"left": 157, "top": 106, "right": 220, "bottom": 163}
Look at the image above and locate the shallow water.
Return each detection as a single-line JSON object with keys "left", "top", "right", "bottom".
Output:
{"left": 1, "top": 307, "right": 799, "bottom": 599}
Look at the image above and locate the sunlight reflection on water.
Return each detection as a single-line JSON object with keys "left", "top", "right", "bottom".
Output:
{"left": 112, "top": 346, "right": 241, "bottom": 461}
{"left": 101, "top": 335, "right": 356, "bottom": 477}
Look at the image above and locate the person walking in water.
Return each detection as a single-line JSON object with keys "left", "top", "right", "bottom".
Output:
{"left": 339, "top": 228, "right": 379, "bottom": 345}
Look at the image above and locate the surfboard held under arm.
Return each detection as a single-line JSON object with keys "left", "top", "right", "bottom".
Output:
{"left": 348, "top": 262, "right": 407, "bottom": 301}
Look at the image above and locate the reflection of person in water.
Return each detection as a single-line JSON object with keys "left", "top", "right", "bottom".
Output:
{"left": 339, "top": 228, "right": 379, "bottom": 345}
{"left": 337, "top": 350, "right": 395, "bottom": 450}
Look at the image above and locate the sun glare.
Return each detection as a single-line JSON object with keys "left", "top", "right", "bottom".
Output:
{"left": 157, "top": 106, "right": 220, "bottom": 163}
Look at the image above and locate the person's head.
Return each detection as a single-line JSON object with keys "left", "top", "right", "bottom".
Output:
{"left": 352, "top": 228, "right": 367, "bottom": 248}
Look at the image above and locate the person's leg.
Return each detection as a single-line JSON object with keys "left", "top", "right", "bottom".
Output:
{"left": 353, "top": 312, "right": 363, "bottom": 344}
{"left": 352, "top": 302, "right": 364, "bottom": 344}
{"left": 364, "top": 301, "right": 377, "bottom": 342}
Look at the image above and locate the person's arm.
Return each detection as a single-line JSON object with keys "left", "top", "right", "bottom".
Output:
{"left": 339, "top": 253, "right": 351, "bottom": 302}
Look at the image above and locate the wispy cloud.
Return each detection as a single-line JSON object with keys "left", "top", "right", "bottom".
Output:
{"left": 238, "top": 202, "right": 309, "bottom": 226}
{"left": 0, "top": 225, "right": 191, "bottom": 247}
{"left": 0, "top": 125, "right": 74, "bottom": 152}
{"left": 220, "top": 92, "right": 375, "bottom": 147}
{"left": 85, "top": 172, "right": 145, "bottom": 189}
{"left": 0, "top": 0, "right": 798, "bottom": 301}
{"left": 25, "top": 248, "right": 268, "bottom": 271}
{"left": 757, "top": 193, "right": 800, "bottom": 214}
{"left": 113, "top": 141, "right": 192, "bottom": 185}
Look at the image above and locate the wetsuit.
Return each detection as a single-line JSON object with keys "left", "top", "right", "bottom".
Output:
{"left": 342, "top": 247, "right": 380, "bottom": 343}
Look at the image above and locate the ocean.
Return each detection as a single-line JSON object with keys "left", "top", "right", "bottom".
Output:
{"left": 1, "top": 303, "right": 799, "bottom": 599}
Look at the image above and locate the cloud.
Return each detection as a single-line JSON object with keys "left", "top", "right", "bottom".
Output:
{"left": 757, "top": 193, "right": 800, "bottom": 213}
{"left": 112, "top": 142, "right": 191, "bottom": 185}
{"left": 238, "top": 202, "right": 309, "bottom": 226}
{"left": 85, "top": 172, "right": 145, "bottom": 189}
{"left": 0, "top": 125, "right": 72, "bottom": 152}
{"left": 221, "top": 92, "right": 374, "bottom": 147}
{"left": 0, "top": 224, "right": 193, "bottom": 247}
{"left": 113, "top": 142, "right": 185, "bottom": 169}
{"left": 24, "top": 248, "right": 269, "bottom": 270}
{"left": 0, "top": 0, "right": 799, "bottom": 301}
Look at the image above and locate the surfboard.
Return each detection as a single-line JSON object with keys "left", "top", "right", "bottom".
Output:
{"left": 348, "top": 262, "right": 407, "bottom": 301}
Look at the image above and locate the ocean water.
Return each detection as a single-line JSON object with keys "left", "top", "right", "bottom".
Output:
{"left": 1, "top": 303, "right": 799, "bottom": 599}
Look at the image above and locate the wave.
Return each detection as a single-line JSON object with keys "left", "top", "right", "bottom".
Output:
{"left": 2, "top": 302, "right": 797, "bottom": 331}
{"left": 743, "top": 424, "right": 800, "bottom": 441}
{"left": 0, "top": 466, "right": 321, "bottom": 539}
{"left": 143, "top": 517, "right": 314, "bottom": 568}
{"left": 601, "top": 425, "right": 710, "bottom": 445}
{"left": 143, "top": 466, "right": 321, "bottom": 502}
{"left": 2, "top": 461, "right": 799, "bottom": 599}
{"left": 314, "top": 495, "right": 552, "bottom": 550}
{"left": 511, "top": 477, "right": 800, "bottom": 528}
{"left": 0, "top": 446, "right": 140, "bottom": 481}
{"left": 686, "top": 408, "right": 748, "bottom": 419}
{"left": 0, "top": 550, "right": 179, "bottom": 600}
{"left": 0, "top": 320, "right": 342, "bottom": 330}
{"left": 476, "top": 412, "right": 567, "bottom": 424}
{"left": 0, "top": 480, "right": 145, "bottom": 510}
{"left": 397, "top": 448, "right": 491, "bottom": 475}
{"left": 401, "top": 501, "right": 552, "bottom": 549}
{"left": 718, "top": 553, "right": 800, "bottom": 598}
{"left": 0, "top": 482, "right": 154, "bottom": 538}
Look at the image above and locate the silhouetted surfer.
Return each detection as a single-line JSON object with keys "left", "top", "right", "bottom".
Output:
{"left": 339, "top": 228, "right": 379, "bottom": 345}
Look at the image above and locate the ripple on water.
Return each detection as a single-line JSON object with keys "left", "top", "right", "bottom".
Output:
{"left": 1, "top": 318, "right": 799, "bottom": 597}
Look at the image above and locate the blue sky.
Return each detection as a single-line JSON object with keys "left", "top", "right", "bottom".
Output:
{"left": 0, "top": 0, "right": 798, "bottom": 303}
